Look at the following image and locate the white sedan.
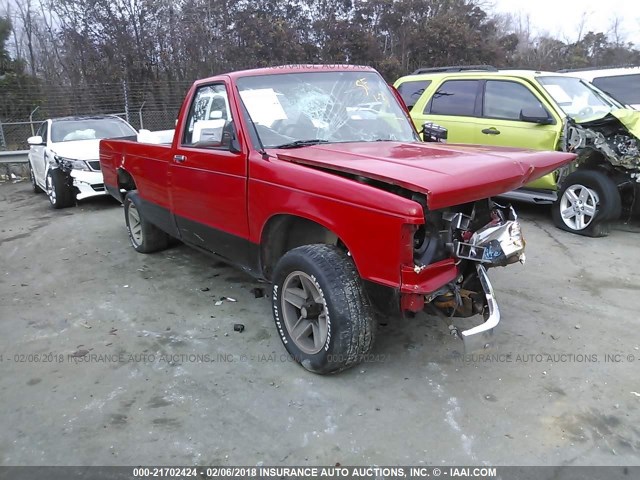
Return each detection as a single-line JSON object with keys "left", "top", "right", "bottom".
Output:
{"left": 27, "top": 116, "right": 137, "bottom": 208}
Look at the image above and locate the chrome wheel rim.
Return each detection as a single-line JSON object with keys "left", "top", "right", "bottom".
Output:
{"left": 127, "top": 201, "right": 143, "bottom": 246}
{"left": 281, "top": 271, "right": 329, "bottom": 354}
{"left": 46, "top": 173, "right": 56, "bottom": 205}
{"left": 559, "top": 184, "right": 599, "bottom": 231}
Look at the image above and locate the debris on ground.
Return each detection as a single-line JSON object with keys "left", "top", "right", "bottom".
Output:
{"left": 80, "top": 322, "right": 92, "bottom": 329}
{"left": 631, "top": 392, "right": 640, "bottom": 397}
{"left": 574, "top": 324, "right": 581, "bottom": 329}
{"left": 221, "top": 296, "right": 237, "bottom": 302}
{"left": 109, "top": 328, "right": 118, "bottom": 335}
{"left": 250, "top": 287, "right": 266, "bottom": 298}
{"left": 214, "top": 300, "right": 223, "bottom": 306}
{"left": 234, "top": 324, "right": 245, "bottom": 332}
{"left": 201, "top": 287, "right": 210, "bottom": 292}
{"left": 71, "top": 349, "right": 90, "bottom": 358}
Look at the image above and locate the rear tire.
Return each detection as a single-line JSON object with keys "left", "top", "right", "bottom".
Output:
{"left": 46, "top": 169, "right": 74, "bottom": 209}
{"left": 271, "top": 244, "right": 376, "bottom": 374}
{"left": 29, "top": 163, "right": 43, "bottom": 193}
{"left": 552, "top": 170, "right": 621, "bottom": 237}
{"left": 124, "top": 191, "right": 170, "bottom": 253}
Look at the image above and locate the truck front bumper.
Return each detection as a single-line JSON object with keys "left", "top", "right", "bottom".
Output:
{"left": 70, "top": 170, "right": 107, "bottom": 200}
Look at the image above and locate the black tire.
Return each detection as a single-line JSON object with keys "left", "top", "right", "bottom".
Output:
{"left": 29, "top": 162, "right": 43, "bottom": 193}
{"left": 271, "top": 244, "right": 376, "bottom": 374}
{"left": 46, "top": 169, "right": 74, "bottom": 209}
{"left": 552, "top": 170, "right": 621, "bottom": 238}
{"left": 124, "top": 191, "right": 170, "bottom": 253}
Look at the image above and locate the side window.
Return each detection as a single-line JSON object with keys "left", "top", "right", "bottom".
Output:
{"left": 427, "top": 80, "right": 479, "bottom": 116}
{"left": 37, "top": 122, "right": 48, "bottom": 143}
{"left": 484, "top": 81, "right": 547, "bottom": 121}
{"left": 397, "top": 80, "right": 432, "bottom": 111}
{"left": 593, "top": 74, "right": 640, "bottom": 106}
{"left": 182, "top": 84, "right": 235, "bottom": 149}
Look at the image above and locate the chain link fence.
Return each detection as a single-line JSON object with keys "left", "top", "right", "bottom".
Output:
{"left": 0, "top": 80, "right": 192, "bottom": 150}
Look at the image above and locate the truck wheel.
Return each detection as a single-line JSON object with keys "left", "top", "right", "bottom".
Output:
{"left": 271, "top": 244, "right": 376, "bottom": 374}
{"left": 552, "top": 170, "right": 621, "bottom": 237}
{"left": 124, "top": 191, "right": 170, "bottom": 253}
{"left": 29, "top": 163, "right": 43, "bottom": 193}
{"left": 46, "top": 169, "right": 74, "bottom": 209}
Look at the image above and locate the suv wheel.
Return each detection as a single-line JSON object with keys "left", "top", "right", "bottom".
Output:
{"left": 46, "top": 169, "right": 74, "bottom": 209}
{"left": 124, "top": 191, "right": 170, "bottom": 253}
{"left": 552, "top": 170, "right": 621, "bottom": 237}
{"left": 271, "top": 244, "right": 376, "bottom": 374}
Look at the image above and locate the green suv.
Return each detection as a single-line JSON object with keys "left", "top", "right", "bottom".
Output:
{"left": 394, "top": 66, "right": 640, "bottom": 237}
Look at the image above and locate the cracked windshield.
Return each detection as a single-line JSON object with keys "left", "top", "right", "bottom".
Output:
{"left": 237, "top": 70, "right": 418, "bottom": 148}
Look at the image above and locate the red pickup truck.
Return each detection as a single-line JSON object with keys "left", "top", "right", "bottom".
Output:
{"left": 100, "top": 65, "right": 574, "bottom": 374}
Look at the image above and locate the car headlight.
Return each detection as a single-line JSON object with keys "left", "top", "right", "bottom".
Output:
{"left": 54, "top": 155, "right": 90, "bottom": 171}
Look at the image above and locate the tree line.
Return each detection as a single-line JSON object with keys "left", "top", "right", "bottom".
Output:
{"left": 1, "top": 0, "right": 639, "bottom": 122}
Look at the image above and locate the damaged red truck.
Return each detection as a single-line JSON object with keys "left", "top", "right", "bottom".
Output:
{"left": 100, "top": 65, "right": 574, "bottom": 374}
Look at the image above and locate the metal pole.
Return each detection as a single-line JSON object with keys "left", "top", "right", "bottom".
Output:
{"left": 122, "top": 80, "right": 130, "bottom": 123}
{"left": 139, "top": 101, "right": 146, "bottom": 129}
{"left": 0, "top": 121, "right": 5, "bottom": 149}
{"left": 29, "top": 106, "right": 40, "bottom": 136}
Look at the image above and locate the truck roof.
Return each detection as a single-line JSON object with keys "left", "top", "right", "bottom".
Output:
{"left": 194, "top": 64, "right": 378, "bottom": 86}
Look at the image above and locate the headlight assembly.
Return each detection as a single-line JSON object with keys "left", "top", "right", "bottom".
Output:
{"left": 54, "top": 155, "right": 90, "bottom": 172}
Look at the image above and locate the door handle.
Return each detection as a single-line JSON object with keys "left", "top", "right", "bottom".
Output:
{"left": 173, "top": 154, "right": 187, "bottom": 163}
{"left": 481, "top": 128, "right": 501, "bottom": 135}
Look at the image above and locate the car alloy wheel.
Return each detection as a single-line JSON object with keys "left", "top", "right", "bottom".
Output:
{"left": 46, "top": 172, "right": 56, "bottom": 206}
{"left": 281, "top": 270, "right": 329, "bottom": 355}
{"left": 559, "top": 183, "right": 599, "bottom": 231}
{"left": 127, "top": 200, "right": 144, "bottom": 247}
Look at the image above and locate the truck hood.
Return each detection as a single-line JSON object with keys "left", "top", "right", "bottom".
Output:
{"left": 275, "top": 142, "right": 575, "bottom": 210}
{"left": 50, "top": 140, "right": 100, "bottom": 161}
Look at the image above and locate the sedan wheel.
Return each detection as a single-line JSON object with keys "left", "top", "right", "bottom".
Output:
{"left": 46, "top": 172, "right": 57, "bottom": 206}
{"left": 558, "top": 183, "right": 599, "bottom": 231}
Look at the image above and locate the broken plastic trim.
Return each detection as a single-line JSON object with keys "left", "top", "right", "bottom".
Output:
{"left": 457, "top": 264, "right": 499, "bottom": 352}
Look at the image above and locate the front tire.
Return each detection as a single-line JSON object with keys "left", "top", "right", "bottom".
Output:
{"left": 124, "top": 191, "right": 170, "bottom": 253}
{"left": 271, "top": 244, "right": 376, "bottom": 374}
{"left": 552, "top": 170, "right": 621, "bottom": 237}
{"left": 46, "top": 169, "right": 74, "bottom": 209}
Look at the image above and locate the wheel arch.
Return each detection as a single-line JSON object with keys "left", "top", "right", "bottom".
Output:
{"left": 259, "top": 213, "right": 352, "bottom": 281}
{"left": 116, "top": 168, "right": 137, "bottom": 201}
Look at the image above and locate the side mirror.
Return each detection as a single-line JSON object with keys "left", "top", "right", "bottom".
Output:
{"left": 520, "top": 107, "right": 553, "bottom": 125}
{"left": 421, "top": 122, "right": 448, "bottom": 143}
{"left": 27, "top": 135, "right": 44, "bottom": 146}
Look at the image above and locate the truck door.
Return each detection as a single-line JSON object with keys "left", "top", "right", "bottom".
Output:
{"left": 170, "top": 82, "right": 250, "bottom": 264}
{"left": 30, "top": 121, "right": 49, "bottom": 183}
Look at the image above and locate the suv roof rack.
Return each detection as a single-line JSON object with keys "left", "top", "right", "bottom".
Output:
{"left": 558, "top": 64, "right": 640, "bottom": 73}
{"left": 411, "top": 65, "right": 498, "bottom": 75}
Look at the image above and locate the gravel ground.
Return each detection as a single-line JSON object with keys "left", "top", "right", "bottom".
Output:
{"left": 1, "top": 180, "right": 639, "bottom": 467}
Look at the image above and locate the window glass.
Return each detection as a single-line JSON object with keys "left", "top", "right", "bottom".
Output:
{"left": 397, "top": 80, "right": 431, "bottom": 110}
{"left": 183, "top": 84, "right": 235, "bottom": 149}
{"left": 593, "top": 74, "right": 640, "bottom": 105}
{"left": 538, "top": 76, "right": 620, "bottom": 121}
{"left": 484, "top": 81, "right": 547, "bottom": 120}
{"left": 428, "top": 80, "right": 478, "bottom": 116}
{"left": 37, "top": 121, "right": 48, "bottom": 142}
{"left": 50, "top": 118, "right": 136, "bottom": 143}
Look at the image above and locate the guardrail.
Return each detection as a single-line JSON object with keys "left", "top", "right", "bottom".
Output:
{"left": 0, "top": 150, "right": 29, "bottom": 164}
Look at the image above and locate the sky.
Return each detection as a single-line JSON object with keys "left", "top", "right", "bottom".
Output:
{"left": 491, "top": 0, "right": 640, "bottom": 47}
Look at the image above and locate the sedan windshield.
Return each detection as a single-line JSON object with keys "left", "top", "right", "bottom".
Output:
{"left": 537, "top": 76, "right": 623, "bottom": 122}
{"left": 236, "top": 71, "right": 418, "bottom": 148}
{"left": 51, "top": 117, "right": 137, "bottom": 143}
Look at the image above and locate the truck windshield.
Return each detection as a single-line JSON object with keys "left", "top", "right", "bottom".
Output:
{"left": 537, "top": 76, "right": 624, "bottom": 122}
{"left": 51, "top": 117, "right": 137, "bottom": 143}
{"left": 236, "top": 71, "right": 418, "bottom": 148}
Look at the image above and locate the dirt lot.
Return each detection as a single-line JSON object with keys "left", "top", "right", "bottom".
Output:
{"left": 1, "top": 180, "right": 639, "bottom": 467}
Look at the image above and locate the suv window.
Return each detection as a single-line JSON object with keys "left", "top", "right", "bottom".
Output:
{"left": 183, "top": 84, "right": 235, "bottom": 149}
{"left": 428, "top": 80, "right": 479, "bottom": 116}
{"left": 397, "top": 80, "right": 431, "bottom": 110}
{"left": 484, "top": 81, "right": 546, "bottom": 121}
{"left": 592, "top": 74, "right": 640, "bottom": 106}
{"left": 37, "top": 121, "right": 48, "bottom": 143}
